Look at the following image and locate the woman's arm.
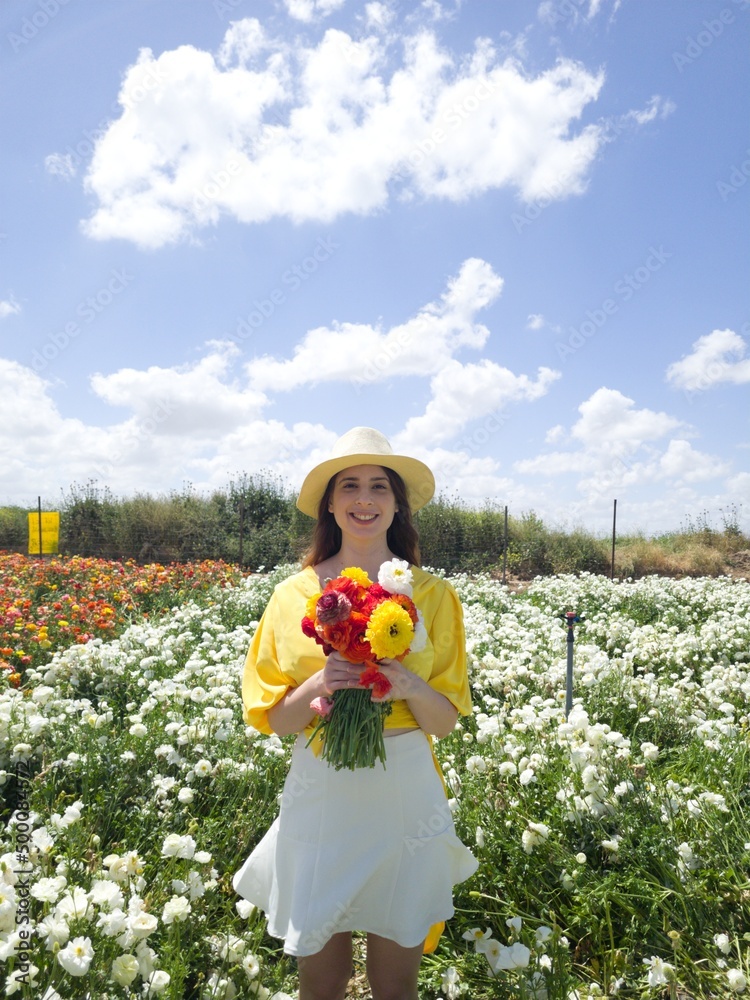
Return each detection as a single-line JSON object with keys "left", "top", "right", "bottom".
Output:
{"left": 267, "top": 651, "right": 366, "bottom": 737}
{"left": 372, "top": 660, "right": 459, "bottom": 738}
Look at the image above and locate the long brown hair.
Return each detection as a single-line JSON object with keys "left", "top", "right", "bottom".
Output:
{"left": 301, "top": 467, "right": 421, "bottom": 568}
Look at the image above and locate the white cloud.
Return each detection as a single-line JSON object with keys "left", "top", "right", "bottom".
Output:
{"left": 526, "top": 313, "right": 545, "bottom": 330}
{"left": 657, "top": 439, "right": 730, "bottom": 483}
{"left": 395, "top": 359, "right": 560, "bottom": 448}
{"left": 246, "top": 257, "right": 503, "bottom": 391}
{"left": 91, "top": 343, "right": 268, "bottom": 435}
{"left": 665, "top": 328, "right": 750, "bottom": 392}
{"left": 283, "top": 0, "right": 346, "bottom": 22}
{"left": 81, "top": 20, "right": 610, "bottom": 248}
{"left": 0, "top": 297, "right": 21, "bottom": 319}
{"left": 570, "top": 387, "right": 682, "bottom": 453}
{"left": 44, "top": 152, "right": 77, "bottom": 179}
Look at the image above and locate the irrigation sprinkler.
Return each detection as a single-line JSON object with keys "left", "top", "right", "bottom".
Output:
{"left": 558, "top": 611, "right": 586, "bottom": 717}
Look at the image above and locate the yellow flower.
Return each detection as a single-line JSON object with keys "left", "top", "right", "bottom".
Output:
{"left": 365, "top": 600, "right": 414, "bottom": 659}
{"left": 305, "top": 593, "right": 322, "bottom": 619}
{"left": 341, "top": 566, "right": 372, "bottom": 586}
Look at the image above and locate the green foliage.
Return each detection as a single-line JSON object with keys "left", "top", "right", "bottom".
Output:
{"left": 0, "top": 505, "right": 27, "bottom": 551}
{"left": 2, "top": 485, "right": 747, "bottom": 579}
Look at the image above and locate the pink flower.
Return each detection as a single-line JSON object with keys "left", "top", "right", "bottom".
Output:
{"left": 310, "top": 696, "right": 334, "bottom": 717}
{"left": 316, "top": 591, "right": 352, "bottom": 625}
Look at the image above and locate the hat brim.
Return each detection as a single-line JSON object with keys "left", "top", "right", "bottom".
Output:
{"left": 296, "top": 452, "right": 435, "bottom": 518}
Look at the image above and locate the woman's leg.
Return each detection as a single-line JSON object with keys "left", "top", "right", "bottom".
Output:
{"left": 365, "top": 933, "right": 424, "bottom": 1000}
{"left": 297, "top": 931, "right": 353, "bottom": 1000}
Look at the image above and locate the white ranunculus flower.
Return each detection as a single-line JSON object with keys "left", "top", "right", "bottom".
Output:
{"left": 378, "top": 558, "right": 413, "bottom": 596}
{"left": 162, "top": 895, "right": 191, "bottom": 924}
{"left": 714, "top": 933, "right": 731, "bottom": 954}
{"left": 144, "top": 969, "right": 171, "bottom": 995}
{"left": 409, "top": 614, "right": 428, "bottom": 653}
{"left": 727, "top": 969, "right": 747, "bottom": 992}
{"left": 5, "top": 962, "right": 40, "bottom": 996}
{"left": 57, "top": 936, "right": 94, "bottom": 976}
{"left": 129, "top": 910, "right": 159, "bottom": 939}
{"left": 111, "top": 953, "right": 139, "bottom": 986}
{"left": 522, "top": 822, "right": 550, "bottom": 854}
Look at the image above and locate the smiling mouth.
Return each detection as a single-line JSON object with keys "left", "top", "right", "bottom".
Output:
{"left": 350, "top": 512, "right": 378, "bottom": 522}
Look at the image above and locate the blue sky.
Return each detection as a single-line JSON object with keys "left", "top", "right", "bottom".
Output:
{"left": 1, "top": 0, "right": 748, "bottom": 535}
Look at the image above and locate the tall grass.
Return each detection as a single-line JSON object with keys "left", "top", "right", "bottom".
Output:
{"left": 0, "top": 482, "right": 746, "bottom": 579}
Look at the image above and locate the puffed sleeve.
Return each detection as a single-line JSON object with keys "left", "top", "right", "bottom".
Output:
{"left": 426, "top": 580, "right": 472, "bottom": 716}
{"left": 241, "top": 592, "right": 293, "bottom": 735}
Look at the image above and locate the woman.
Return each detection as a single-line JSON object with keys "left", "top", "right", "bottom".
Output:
{"left": 233, "top": 427, "right": 477, "bottom": 1000}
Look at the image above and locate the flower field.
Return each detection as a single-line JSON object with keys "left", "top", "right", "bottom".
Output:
{"left": 0, "top": 554, "right": 244, "bottom": 682}
{"left": 1, "top": 559, "right": 749, "bottom": 999}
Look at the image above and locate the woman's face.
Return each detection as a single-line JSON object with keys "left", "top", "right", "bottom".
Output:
{"left": 328, "top": 464, "right": 397, "bottom": 540}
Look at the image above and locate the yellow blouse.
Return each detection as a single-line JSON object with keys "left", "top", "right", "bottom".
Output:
{"left": 241, "top": 564, "right": 472, "bottom": 742}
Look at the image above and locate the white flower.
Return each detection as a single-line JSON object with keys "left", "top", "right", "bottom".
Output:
{"left": 194, "top": 850, "right": 213, "bottom": 864}
{"left": 129, "top": 722, "right": 148, "bottom": 737}
{"left": 242, "top": 953, "right": 261, "bottom": 979}
{"left": 466, "top": 755, "right": 487, "bottom": 774}
{"left": 475, "top": 826, "right": 485, "bottom": 848}
{"left": 490, "top": 941, "right": 531, "bottom": 971}
{"left": 378, "top": 558, "right": 413, "bottom": 596}
{"left": 410, "top": 614, "right": 428, "bottom": 652}
{"left": 506, "top": 916, "right": 523, "bottom": 933}
{"left": 111, "top": 953, "right": 139, "bottom": 986}
{"left": 57, "top": 936, "right": 94, "bottom": 976}
{"left": 536, "top": 925, "right": 553, "bottom": 945}
{"left": 575, "top": 852, "right": 587, "bottom": 864}
{"left": 37, "top": 913, "right": 70, "bottom": 948}
{"left": 6, "top": 963, "right": 40, "bottom": 995}
{"left": 640, "top": 742, "right": 659, "bottom": 761}
{"left": 161, "top": 833, "right": 196, "bottom": 859}
{"left": 88, "top": 879, "right": 124, "bottom": 911}
{"left": 441, "top": 966, "right": 461, "bottom": 1000}
{"left": 462, "top": 927, "right": 493, "bottom": 952}
{"left": 522, "top": 822, "right": 550, "bottom": 854}
{"left": 601, "top": 837, "right": 621, "bottom": 854}
{"left": 728, "top": 969, "right": 747, "bottom": 992}
{"left": 162, "top": 895, "right": 191, "bottom": 924}
{"left": 54, "top": 886, "right": 92, "bottom": 922}
{"left": 194, "top": 759, "right": 214, "bottom": 777}
{"left": 236, "top": 899, "right": 256, "bottom": 919}
{"left": 129, "top": 910, "right": 159, "bottom": 938}
{"left": 144, "top": 970, "right": 171, "bottom": 995}
{"left": 178, "top": 787, "right": 194, "bottom": 803}
{"left": 520, "top": 768, "right": 536, "bottom": 786}
{"left": 714, "top": 933, "right": 731, "bottom": 954}
{"left": 645, "top": 956, "right": 673, "bottom": 987}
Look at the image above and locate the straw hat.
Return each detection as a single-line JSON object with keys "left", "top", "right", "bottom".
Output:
{"left": 296, "top": 426, "right": 435, "bottom": 517}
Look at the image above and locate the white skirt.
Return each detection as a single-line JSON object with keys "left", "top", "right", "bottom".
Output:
{"left": 232, "top": 730, "right": 478, "bottom": 956}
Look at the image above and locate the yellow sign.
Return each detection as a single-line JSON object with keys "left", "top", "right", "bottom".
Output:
{"left": 28, "top": 512, "right": 60, "bottom": 555}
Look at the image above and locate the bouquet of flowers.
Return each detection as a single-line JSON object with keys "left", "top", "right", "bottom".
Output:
{"left": 301, "top": 558, "right": 426, "bottom": 770}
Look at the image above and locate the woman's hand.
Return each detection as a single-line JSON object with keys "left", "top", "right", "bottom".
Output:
{"left": 321, "top": 650, "right": 369, "bottom": 694}
{"left": 368, "top": 657, "right": 421, "bottom": 702}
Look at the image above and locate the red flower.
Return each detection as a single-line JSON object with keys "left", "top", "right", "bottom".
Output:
{"left": 359, "top": 662, "right": 392, "bottom": 698}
